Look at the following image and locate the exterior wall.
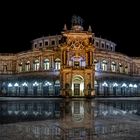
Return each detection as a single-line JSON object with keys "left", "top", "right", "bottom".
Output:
{"left": 94, "top": 37, "right": 116, "bottom": 52}
{"left": 16, "top": 50, "right": 61, "bottom": 72}
{"left": 0, "top": 54, "right": 16, "bottom": 74}
{"left": 32, "top": 35, "right": 116, "bottom": 52}
{"left": 0, "top": 30, "right": 140, "bottom": 97}
{"left": 132, "top": 57, "right": 140, "bottom": 75}
{"left": 94, "top": 50, "right": 133, "bottom": 75}
{"left": 1, "top": 32, "right": 139, "bottom": 76}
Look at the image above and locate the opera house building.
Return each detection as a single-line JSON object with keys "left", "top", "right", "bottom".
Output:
{"left": 0, "top": 17, "right": 140, "bottom": 97}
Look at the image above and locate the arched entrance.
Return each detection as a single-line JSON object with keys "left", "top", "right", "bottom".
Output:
{"left": 72, "top": 75, "right": 84, "bottom": 96}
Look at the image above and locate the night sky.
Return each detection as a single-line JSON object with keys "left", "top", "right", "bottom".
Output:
{"left": 0, "top": 1, "right": 139, "bottom": 57}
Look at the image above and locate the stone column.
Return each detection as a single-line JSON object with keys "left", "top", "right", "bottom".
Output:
{"left": 40, "top": 56, "right": 43, "bottom": 70}
{"left": 31, "top": 58, "right": 33, "bottom": 71}
{"left": 61, "top": 50, "right": 64, "bottom": 65}
{"left": 67, "top": 51, "right": 69, "bottom": 66}
{"left": 99, "top": 59, "right": 102, "bottom": 70}
{"left": 86, "top": 52, "right": 88, "bottom": 66}
{"left": 51, "top": 55, "right": 54, "bottom": 69}
{"left": 90, "top": 51, "right": 93, "bottom": 66}
{"left": 64, "top": 51, "right": 66, "bottom": 65}
{"left": 65, "top": 51, "right": 68, "bottom": 66}
{"left": 108, "top": 58, "right": 111, "bottom": 72}
{"left": 22, "top": 61, "right": 25, "bottom": 72}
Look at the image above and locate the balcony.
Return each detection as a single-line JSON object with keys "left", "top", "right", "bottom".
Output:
{"left": 62, "top": 66, "right": 93, "bottom": 70}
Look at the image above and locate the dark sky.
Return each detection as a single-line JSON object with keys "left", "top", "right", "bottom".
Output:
{"left": 0, "top": 1, "right": 139, "bottom": 57}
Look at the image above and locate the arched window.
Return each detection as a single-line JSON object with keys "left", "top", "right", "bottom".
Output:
{"left": 8, "top": 83, "right": 13, "bottom": 94}
{"left": 121, "top": 83, "right": 127, "bottom": 96}
{"left": 119, "top": 63, "right": 123, "bottom": 73}
{"left": 113, "top": 83, "right": 118, "bottom": 87}
{"left": 34, "top": 60, "right": 40, "bottom": 71}
{"left": 3, "top": 64, "right": 7, "bottom": 72}
{"left": 14, "top": 82, "right": 19, "bottom": 95}
{"left": 25, "top": 61, "right": 30, "bottom": 71}
{"left": 134, "top": 84, "right": 138, "bottom": 94}
{"left": 125, "top": 65, "right": 128, "bottom": 74}
{"left": 111, "top": 61, "right": 116, "bottom": 72}
{"left": 43, "top": 81, "right": 53, "bottom": 96}
{"left": 94, "top": 80, "right": 98, "bottom": 87}
{"left": 122, "top": 83, "right": 127, "bottom": 87}
{"left": 102, "top": 81, "right": 108, "bottom": 87}
{"left": 18, "top": 62, "right": 23, "bottom": 72}
{"left": 44, "top": 59, "right": 50, "bottom": 70}
{"left": 22, "top": 82, "right": 28, "bottom": 87}
{"left": 55, "top": 80, "right": 60, "bottom": 85}
{"left": 102, "top": 81, "right": 109, "bottom": 96}
{"left": 113, "top": 82, "right": 118, "bottom": 96}
{"left": 55, "top": 80, "right": 60, "bottom": 96}
{"left": 102, "top": 60, "right": 107, "bottom": 71}
{"left": 33, "top": 81, "right": 39, "bottom": 86}
{"left": 94, "top": 59, "right": 98, "bottom": 71}
{"left": 81, "top": 58, "right": 86, "bottom": 67}
{"left": 55, "top": 58, "right": 61, "bottom": 70}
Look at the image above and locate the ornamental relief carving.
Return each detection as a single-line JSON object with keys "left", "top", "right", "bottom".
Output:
{"left": 66, "top": 38, "right": 89, "bottom": 50}
{"left": 72, "top": 72, "right": 84, "bottom": 77}
{"left": 69, "top": 51, "right": 86, "bottom": 60}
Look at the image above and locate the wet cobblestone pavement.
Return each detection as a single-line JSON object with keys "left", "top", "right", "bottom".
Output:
{"left": 0, "top": 98, "right": 140, "bottom": 140}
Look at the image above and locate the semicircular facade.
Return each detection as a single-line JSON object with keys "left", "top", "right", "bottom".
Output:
{"left": 0, "top": 19, "right": 140, "bottom": 97}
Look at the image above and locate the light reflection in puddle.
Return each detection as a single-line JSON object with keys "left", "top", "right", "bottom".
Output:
{"left": 0, "top": 99, "right": 140, "bottom": 140}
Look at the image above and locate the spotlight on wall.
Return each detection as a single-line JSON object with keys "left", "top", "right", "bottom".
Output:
{"left": 8, "top": 83, "right": 12, "bottom": 87}
{"left": 102, "top": 82, "right": 108, "bottom": 87}
{"left": 22, "top": 82, "right": 28, "bottom": 87}
{"left": 134, "top": 84, "right": 137, "bottom": 88}
{"left": 113, "top": 83, "right": 118, "bottom": 87}
{"left": 121, "top": 83, "right": 127, "bottom": 87}
{"left": 33, "top": 81, "right": 39, "bottom": 86}
{"left": 14, "top": 83, "right": 19, "bottom": 87}
{"left": 129, "top": 84, "right": 133, "bottom": 88}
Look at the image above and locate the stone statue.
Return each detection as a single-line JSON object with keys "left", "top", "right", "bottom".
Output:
{"left": 72, "top": 15, "right": 83, "bottom": 26}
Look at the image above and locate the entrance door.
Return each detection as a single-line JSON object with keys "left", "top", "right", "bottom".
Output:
{"left": 74, "top": 84, "right": 80, "bottom": 96}
{"left": 43, "top": 86, "right": 49, "bottom": 96}
{"left": 33, "top": 87, "right": 37, "bottom": 96}
{"left": 24, "top": 87, "right": 28, "bottom": 96}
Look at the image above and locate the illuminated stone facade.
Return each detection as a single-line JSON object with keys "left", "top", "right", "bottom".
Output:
{"left": 0, "top": 18, "right": 140, "bottom": 97}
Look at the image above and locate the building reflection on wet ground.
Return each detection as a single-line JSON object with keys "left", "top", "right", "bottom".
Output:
{"left": 0, "top": 98, "right": 140, "bottom": 140}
